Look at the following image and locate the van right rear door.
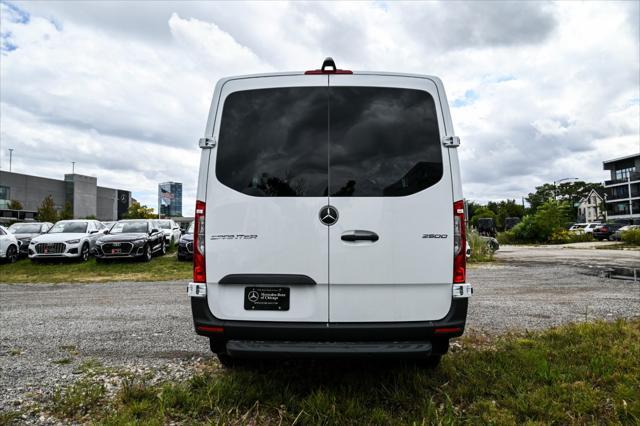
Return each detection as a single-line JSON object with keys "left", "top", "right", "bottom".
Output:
{"left": 327, "top": 74, "right": 454, "bottom": 323}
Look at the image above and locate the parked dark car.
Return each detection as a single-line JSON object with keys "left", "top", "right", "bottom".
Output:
{"left": 592, "top": 223, "right": 624, "bottom": 241}
{"left": 94, "top": 219, "right": 165, "bottom": 262}
{"left": 177, "top": 221, "right": 194, "bottom": 261}
{"left": 7, "top": 222, "right": 54, "bottom": 256}
{"left": 477, "top": 218, "right": 497, "bottom": 238}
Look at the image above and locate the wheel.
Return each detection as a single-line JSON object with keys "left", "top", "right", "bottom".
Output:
{"left": 159, "top": 241, "right": 166, "bottom": 256}
{"left": 141, "top": 245, "right": 152, "bottom": 262}
{"left": 420, "top": 354, "right": 442, "bottom": 369}
{"left": 5, "top": 245, "right": 18, "bottom": 263}
{"left": 210, "top": 340, "right": 234, "bottom": 367}
{"left": 216, "top": 353, "right": 235, "bottom": 368}
{"left": 79, "top": 243, "right": 90, "bottom": 262}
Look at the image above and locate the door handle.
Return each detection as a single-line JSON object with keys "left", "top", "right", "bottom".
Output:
{"left": 341, "top": 230, "right": 379, "bottom": 242}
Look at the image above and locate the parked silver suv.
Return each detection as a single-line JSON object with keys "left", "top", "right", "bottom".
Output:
{"left": 29, "top": 220, "right": 106, "bottom": 262}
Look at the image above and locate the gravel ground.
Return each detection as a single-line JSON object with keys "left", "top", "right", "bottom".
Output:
{"left": 1, "top": 246, "right": 639, "bottom": 421}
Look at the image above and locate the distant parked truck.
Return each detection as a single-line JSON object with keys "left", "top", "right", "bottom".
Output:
{"left": 504, "top": 217, "right": 521, "bottom": 231}
{"left": 477, "top": 218, "right": 497, "bottom": 237}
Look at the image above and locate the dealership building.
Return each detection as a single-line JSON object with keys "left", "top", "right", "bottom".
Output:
{"left": 0, "top": 171, "right": 131, "bottom": 223}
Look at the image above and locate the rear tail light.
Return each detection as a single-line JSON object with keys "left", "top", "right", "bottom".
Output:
{"left": 194, "top": 200, "right": 206, "bottom": 283}
{"left": 453, "top": 200, "right": 466, "bottom": 284}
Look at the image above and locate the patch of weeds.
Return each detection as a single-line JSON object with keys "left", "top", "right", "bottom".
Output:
{"left": 77, "top": 358, "right": 104, "bottom": 374}
{"left": 52, "top": 358, "right": 73, "bottom": 365}
{"left": 0, "top": 410, "right": 22, "bottom": 425}
{"left": 7, "top": 347, "right": 23, "bottom": 356}
{"left": 60, "top": 345, "right": 79, "bottom": 356}
{"left": 51, "top": 378, "right": 106, "bottom": 420}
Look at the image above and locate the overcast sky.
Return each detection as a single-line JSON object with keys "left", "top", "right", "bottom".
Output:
{"left": 1, "top": 1, "right": 638, "bottom": 215}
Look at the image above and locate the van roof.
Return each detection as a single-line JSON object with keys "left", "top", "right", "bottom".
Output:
{"left": 214, "top": 71, "right": 444, "bottom": 85}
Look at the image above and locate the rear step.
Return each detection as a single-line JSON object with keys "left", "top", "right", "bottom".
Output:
{"left": 225, "top": 340, "right": 432, "bottom": 358}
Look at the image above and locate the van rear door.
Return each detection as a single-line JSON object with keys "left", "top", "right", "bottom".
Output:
{"left": 327, "top": 74, "right": 453, "bottom": 322}
{"left": 205, "top": 75, "right": 330, "bottom": 322}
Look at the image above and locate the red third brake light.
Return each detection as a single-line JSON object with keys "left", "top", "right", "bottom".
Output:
{"left": 305, "top": 57, "right": 353, "bottom": 75}
{"left": 194, "top": 200, "right": 206, "bottom": 283}
{"left": 453, "top": 200, "right": 466, "bottom": 284}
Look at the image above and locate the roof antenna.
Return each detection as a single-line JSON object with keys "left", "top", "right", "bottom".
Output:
{"left": 321, "top": 57, "right": 336, "bottom": 72}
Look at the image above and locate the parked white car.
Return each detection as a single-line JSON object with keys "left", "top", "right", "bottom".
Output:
{"left": 188, "top": 58, "right": 472, "bottom": 367}
{"left": 583, "top": 223, "right": 602, "bottom": 234}
{"left": 0, "top": 225, "right": 20, "bottom": 263}
{"left": 155, "top": 219, "right": 181, "bottom": 246}
{"left": 569, "top": 223, "right": 588, "bottom": 233}
{"left": 29, "top": 220, "right": 106, "bottom": 262}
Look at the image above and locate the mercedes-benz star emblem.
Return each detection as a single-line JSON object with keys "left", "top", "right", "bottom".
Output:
{"left": 319, "top": 205, "right": 339, "bottom": 226}
{"left": 248, "top": 290, "right": 260, "bottom": 303}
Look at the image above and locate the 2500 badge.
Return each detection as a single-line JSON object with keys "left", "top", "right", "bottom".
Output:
{"left": 422, "top": 234, "right": 448, "bottom": 239}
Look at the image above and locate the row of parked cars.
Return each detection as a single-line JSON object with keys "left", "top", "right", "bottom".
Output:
{"left": 568, "top": 222, "right": 639, "bottom": 241}
{"left": 0, "top": 219, "right": 194, "bottom": 264}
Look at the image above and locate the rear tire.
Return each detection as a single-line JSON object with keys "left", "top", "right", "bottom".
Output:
{"left": 210, "top": 340, "right": 235, "bottom": 368}
{"left": 216, "top": 353, "right": 235, "bottom": 368}
{"left": 419, "top": 354, "right": 442, "bottom": 369}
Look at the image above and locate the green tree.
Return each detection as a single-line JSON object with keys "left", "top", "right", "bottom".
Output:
{"left": 470, "top": 207, "right": 497, "bottom": 228}
{"left": 37, "top": 195, "right": 58, "bottom": 222}
{"left": 59, "top": 201, "right": 74, "bottom": 220}
{"left": 7, "top": 200, "right": 23, "bottom": 210}
{"left": 124, "top": 201, "right": 156, "bottom": 219}
{"left": 494, "top": 199, "right": 525, "bottom": 230}
{"left": 509, "top": 200, "right": 571, "bottom": 243}
{"left": 526, "top": 181, "right": 604, "bottom": 218}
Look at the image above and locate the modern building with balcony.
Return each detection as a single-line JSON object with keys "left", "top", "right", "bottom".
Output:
{"left": 603, "top": 153, "right": 640, "bottom": 223}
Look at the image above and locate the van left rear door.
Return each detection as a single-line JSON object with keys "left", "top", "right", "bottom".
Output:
{"left": 205, "top": 75, "right": 331, "bottom": 322}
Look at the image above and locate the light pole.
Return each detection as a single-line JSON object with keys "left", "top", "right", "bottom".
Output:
{"left": 72, "top": 162, "right": 75, "bottom": 174}
{"left": 8, "top": 148, "right": 14, "bottom": 172}
{"left": 553, "top": 177, "right": 579, "bottom": 201}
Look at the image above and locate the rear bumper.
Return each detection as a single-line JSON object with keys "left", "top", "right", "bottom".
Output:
{"left": 190, "top": 290, "right": 469, "bottom": 343}
{"left": 226, "top": 340, "right": 433, "bottom": 359}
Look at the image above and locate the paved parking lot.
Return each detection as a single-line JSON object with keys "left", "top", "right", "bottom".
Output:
{"left": 1, "top": 244, "right": 639, "bottom": 413}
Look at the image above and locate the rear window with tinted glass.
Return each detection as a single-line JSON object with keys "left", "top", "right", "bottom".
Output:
{"left": 216, "top": 87, "right": 328, "bottom": 197}
{"left": 329, "top": 87, "right": 442, "bottom": 197}
{"left": 216, "top": 85, "right": 442, "bottom": 197}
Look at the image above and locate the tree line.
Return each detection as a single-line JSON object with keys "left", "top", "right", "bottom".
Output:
{"left": 468, "top": 180, "right": 604, "bottom": 232}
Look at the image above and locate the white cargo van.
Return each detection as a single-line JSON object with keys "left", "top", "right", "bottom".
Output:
{"left": 189, "top": 58, "right": 472, "bottom": 366}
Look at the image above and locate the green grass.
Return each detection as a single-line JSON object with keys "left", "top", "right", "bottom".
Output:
{"left": 0, "top": 251, "right": 191, "bottom": 283}
{"left": 596, "top": 243, "right": 640, "bottom": 250}
{"left": 467, "top": 232, "right": 495, "bottom": 263}
{"left": 49, "top": 319, "right": 640, "bottom": 425}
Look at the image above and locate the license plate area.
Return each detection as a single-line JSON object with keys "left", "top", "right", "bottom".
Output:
{"left": 111, "top": 249, "right": 121, "bottom": 254}
{"left": 244, "top": 287, "right": 289, "bottom": 311}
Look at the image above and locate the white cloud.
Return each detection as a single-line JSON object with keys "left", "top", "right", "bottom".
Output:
{"left": 1, "top": 0, "right": 638, "bottom": 214}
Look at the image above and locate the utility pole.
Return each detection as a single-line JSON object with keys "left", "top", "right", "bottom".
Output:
{"left": 8, "top": 148, "right": 14, "bottom": 172}
{"left": 72, "top": 162, "right": 75, "bottom": 174}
